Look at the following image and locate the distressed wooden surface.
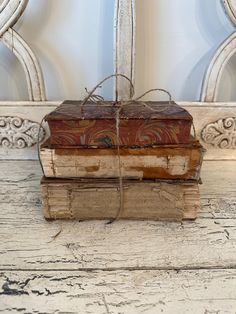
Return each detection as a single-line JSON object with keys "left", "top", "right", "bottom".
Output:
{"left": 1, "top": 270, "right": 236, "bottom": 314}
{"left": 1, "top": 160, "right": 236, "bottom": 313}
{"left": 0, "top": 161, "right": 235, "bottom": 270}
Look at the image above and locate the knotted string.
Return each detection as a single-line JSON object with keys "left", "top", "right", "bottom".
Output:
{"left": 79, "top": 74, "right": 175, "bottom": 222}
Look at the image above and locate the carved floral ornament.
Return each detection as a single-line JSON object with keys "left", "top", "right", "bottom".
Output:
{"left": 201, "top": 117, "right": 236, "bottom": 149}
{"left": 0, "top": 116, "right": 45, "bottom": 149}
{"left": 0, "top": 0, "right": 47, "bottom": 149}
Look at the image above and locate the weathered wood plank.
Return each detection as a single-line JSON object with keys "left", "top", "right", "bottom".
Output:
{"left": 200, "top": 198, "right": 236, "bottom": 219}
{"left": 0, "top": 269, "right": 236, "bottom": 313}
{"left": 1, "top": 215, "right": 236, "bottom": 270}
{"left": 199, "top": 160, "right": 236, "bottom": 198}
{"left": 0, "top": 160, "right": 235, "bottom": 270}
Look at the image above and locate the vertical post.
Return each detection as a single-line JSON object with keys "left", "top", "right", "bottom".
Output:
{"left": 114, "top": 0, "right": 136, "bottom": 100}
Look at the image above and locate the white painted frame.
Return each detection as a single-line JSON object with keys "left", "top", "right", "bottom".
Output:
{"left": 0, "top": 0, "right": 236, "bottom": 160}
{"left": 0, "top": 0, "right": 45, "bottom": 101}
{"left": 114, "top": 0, "right": 136, "bottom": 100}
{"left": 0, "top": 0, "right": 51, "bottom": 159}
{"left": 223, "top": 0, "right": 236, "bottom": 25}
{"left": 114, "top": 0, "right": 236, "bottom": 160}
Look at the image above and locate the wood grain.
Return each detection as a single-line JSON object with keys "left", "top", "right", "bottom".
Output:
{"left": 0, "top": 161, "right": 235, "bottom": 271}
{"left": 0, "top": 160, "right": 236, "bottom": 312}
{"left": 1, "top": 270, "right": 236, "bottom": 313}
{"left": 114, "top": 0, "right": 136, "bottom": 99}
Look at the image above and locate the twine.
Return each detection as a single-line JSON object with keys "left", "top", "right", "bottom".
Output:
{"left": 80, "top": 74, "right": 174, "bottom": 222}
{"left": 37, "top": 73, "right": 196, "bottom": 222}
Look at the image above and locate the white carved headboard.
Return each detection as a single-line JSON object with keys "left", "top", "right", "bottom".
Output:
{"left": 0, "top": 0, "right": 235, "bottom": 160}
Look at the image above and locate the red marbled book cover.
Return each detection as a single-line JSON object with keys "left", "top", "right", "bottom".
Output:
{"left": 45, "top": 100, "right": 193, "bottom": 147}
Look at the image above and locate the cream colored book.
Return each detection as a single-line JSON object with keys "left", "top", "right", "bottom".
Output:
{"left": 40, "top": 140, "right": 204, "bottom": 180}
{"left": 41, "top": 177, "right": 200, "bottom": 221}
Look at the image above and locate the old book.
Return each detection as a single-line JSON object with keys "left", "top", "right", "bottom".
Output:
{"left": 41, "top": 177, "right": 200, "bottom": 221}
{"left": 45, "top": 100, "right": 193, "bottom": 147}
{"left": 40, "top": 140, "right": 204, "bottom": 180}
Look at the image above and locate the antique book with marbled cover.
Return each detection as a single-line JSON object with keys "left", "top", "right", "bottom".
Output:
{"left": 45, "top": 100, "right": 193, "bottom": 147}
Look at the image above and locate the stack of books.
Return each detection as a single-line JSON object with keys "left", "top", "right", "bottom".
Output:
{"left": 40, "top": 100, "right": 204, "bottom": 221}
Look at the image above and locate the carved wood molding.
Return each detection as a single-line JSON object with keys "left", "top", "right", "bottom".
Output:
{"left": 0, "top": 0, "right": 46, "bottom": 101}
{"left": 114, "top": 0, "right": 136, "bottom": 100}
{"left": 0, "top": 116, "right": 45, "bottom": 149}
{"left": 180, "top": 102, "right": 236, "bottom": 159}
{"left": 201, "top": 117, "right": 236, "bottom": 149}
{"left": 0, "top": 102, "right": 59, "bottom": 159}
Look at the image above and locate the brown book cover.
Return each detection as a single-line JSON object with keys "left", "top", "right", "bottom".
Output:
{"left": 45, "top": 100, "right": 193, "bottom": 147}
{"left": 41, "top": 177, "right": 200, "bottom": 221}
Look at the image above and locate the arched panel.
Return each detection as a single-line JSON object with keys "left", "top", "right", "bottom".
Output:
{"left": 0, "top": 0, "right": 46, "bottom": 101}
{"left": 223, "top": 0, "right": 236, "bottom": 26}
{"left": 201, "top": 33, "right": 236, "bottom": 102}
{"left": 1, "top": 29, "right": 46, "bottom": 101}
{"left": 0, "top": 0, "right": 28, "bottom": 36}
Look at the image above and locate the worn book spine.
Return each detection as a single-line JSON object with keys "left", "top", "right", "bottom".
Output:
{"left": 40, "top": 141, "right": 204, "bottom": 180}
{"left": 41, "top": 178, "right": 200, "bottom": 221}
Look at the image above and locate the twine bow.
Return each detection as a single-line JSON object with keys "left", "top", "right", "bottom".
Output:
{"left": 79, "top": 74, "right": 174, "bottom": 222}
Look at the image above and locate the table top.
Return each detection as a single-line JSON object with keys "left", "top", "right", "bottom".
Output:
{"left": 0, "top": 160, "right": 236, "bottom": 313}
